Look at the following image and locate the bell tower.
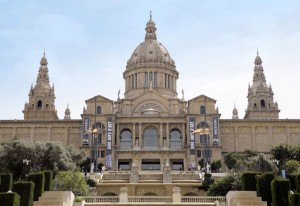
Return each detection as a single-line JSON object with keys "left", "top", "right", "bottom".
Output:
{"left": 23, "top": 52, "right": 58, "bottom": 120}
{"left": 244, "top": 52, "right": 280, "bottom": 119}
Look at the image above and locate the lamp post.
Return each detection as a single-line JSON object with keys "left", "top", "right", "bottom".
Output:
{"left": 88, "top": 128, "right": 98, "bottom": 173}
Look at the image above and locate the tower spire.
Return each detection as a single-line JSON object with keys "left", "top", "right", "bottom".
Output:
{"left": 244, "top": 51, "right": 280, "bottom": 119}
{"left": 145, "top": 11, "right": 157, "bottom": 40}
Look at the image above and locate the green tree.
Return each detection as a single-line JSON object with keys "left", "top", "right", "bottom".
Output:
{"left": 52, "top": 170, "right": 89, "bottom": 196}
{"left": 224, "top": 152, "right": 242, "bottom": 169}
{"left": 286, "top": 160, "right": 300, "bottom": 175}
{"left": 207, "top": 174, "right": 242, "bottom": 196}
{"left": 0, "top": 139, "right": 86, "bottom": 179}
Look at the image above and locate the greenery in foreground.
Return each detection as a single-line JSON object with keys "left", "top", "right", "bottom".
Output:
{"left": 206, "top": 144, "right": 300, "bottom": 196}
{"left": 0, "top": 138, "right": 86, "bottom": 180}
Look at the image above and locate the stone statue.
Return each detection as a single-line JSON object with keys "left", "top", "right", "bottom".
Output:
{"left": 118, "top": 89, "right": 120, "bottom": 99}
{"left": 90, "top": 163, "right": 94, "bottom": 173}
{"left": 206, "top": 163, "right": 211, "bottom": 173}
{"left": 182, "top": 89, "right": 184, "bottom": 100}
{"left": 136, "top": 138, "right": 139, "bottom": 147}
{"left": 149, "top": 81, "right": 153, "bottom": 90}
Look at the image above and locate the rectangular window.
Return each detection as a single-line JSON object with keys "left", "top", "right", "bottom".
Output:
{"left": 197, "top": 150, "right": 202, "bottom": 157}
{"left": 135, "top": 73, "right": 137, "bottom": 88}
{"left": 154, "top": 72, "right": 157, "bottom": 87}
{"left": 100, "top": 150, "right": 105, "bottom": 158}
{"left": 131, "top": 74, "right": 134, "bottom": 89}
{"left": 145, "top": 72, "right": 148, "bottom": 87}
{"left": 165, "top": 74, "right": 167, "bottom": 88}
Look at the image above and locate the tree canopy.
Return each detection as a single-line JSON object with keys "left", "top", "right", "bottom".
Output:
{"left": 0, "top": 139, "right": 86, "bottom": 180}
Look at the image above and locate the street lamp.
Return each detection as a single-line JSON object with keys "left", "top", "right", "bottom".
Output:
{"left": 193, "top": 126, "right": 211, "bottom": 172}
{"left": 87, "top": 128, "right": 98, "bottom": 173}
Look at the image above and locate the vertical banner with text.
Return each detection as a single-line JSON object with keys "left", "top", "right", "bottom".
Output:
{"left": 106, "top": 116, "right": 113, "bottom": 170}
{"left": 212, "top": 116, "right": 219, "bottom": 145}
{"left": 188, "top": 116, "right": 196, "bottom": 169}
{"left": 82, "top": 117, "right": 89, "bottom": 145}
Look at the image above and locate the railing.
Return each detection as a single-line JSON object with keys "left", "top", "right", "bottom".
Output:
{"left": 83, "top": 196, "right": 225, "bottom": 204}
{"left": 182, "top": 196, "right": 226, "bottom": 203}
{"left": 119, "top": 142, "right": 132, "bottom": 149}
{"left": 84, "top": 196, "right": 119, "bottom": 202}
{"left": 128, "top": 196, "right": 172, "bottom": 202}
{"left": 170, "top": 141, "right": 182, "bottom": 148}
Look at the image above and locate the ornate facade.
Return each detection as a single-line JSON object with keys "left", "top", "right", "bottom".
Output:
{"left": 0, "top": 14, "right": 300, "bottom": 196}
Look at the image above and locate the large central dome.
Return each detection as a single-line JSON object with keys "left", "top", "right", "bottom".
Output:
{"left": 123, "top": 13, "right": 179, "bottom": 99}
{"left": 126, "top": 13, "right": 176, "bottom": 71}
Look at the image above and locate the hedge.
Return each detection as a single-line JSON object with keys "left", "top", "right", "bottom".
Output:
{"left": 287, "top": 174, "right": 296, "bottom": 191}
{"left": 28, "top": 172, "right": 44, "bottom": 201}
{"left": 296, "top": 175, "right": 300, "bottom": 193}
{"left": 43, "top": 171, "right": 53, "bottom": 191}
{"left": 0, "top": 192, "right": 20, "bottom": 206}
{"left": 271, "top": 178, "right": 290, "bottom": 206}
{"left": 13, "top": 182, "right": 34, "bottom": 206}
{"left": 241, "top": 172, "right": 261, "bottom": 191}
{"left": 256, "top": 173, "right": 274, "bottom": 206}
{"left": 289, "top": 193, "right": 300, "bottom": 206}
{"left": 0, "top": 173, "right": 13, "bottom": 192}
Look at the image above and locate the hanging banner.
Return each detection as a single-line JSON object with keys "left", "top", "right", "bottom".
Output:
{"left": 106, "top": 116, "right": 113, "bottom": 170}
{"left": 82, "top": 117, "right": 89, "bottom": 145}
{"left": 212, "top": 116, "right": 219, "bottom": 145}
{"left": 188, "top": 116, "right": 196, "bottom": 169}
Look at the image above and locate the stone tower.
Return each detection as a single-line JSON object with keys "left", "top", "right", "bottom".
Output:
{"left": 23, "top": 52, "right": 58, "bottom": 120}
{"left": 244, "top": 52, "right": 280, "bottom": 119}
{"left": 232, "top": 104, "right": 239, "bottom": 119}
{"left": 64, "top": 105, "right": 71, "bottom": 120}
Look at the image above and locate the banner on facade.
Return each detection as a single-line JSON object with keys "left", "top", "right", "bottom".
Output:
{"left": 82, "top": 117, "right": 89, "bottom": 145}
{"left": 106, "top": 116, "right": 113, "bottom": 170}
{"left": 188, "top": 116, "right": 196, "bottom": 169}
{"left": 212, "top": 116, "right": 219, "bottom": 145}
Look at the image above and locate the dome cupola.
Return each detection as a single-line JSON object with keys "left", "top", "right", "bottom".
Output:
{"left": 123, "top": 13, "right": 179, "bottom": 99}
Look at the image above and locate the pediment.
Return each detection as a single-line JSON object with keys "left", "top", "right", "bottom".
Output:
{"left": 85, "top": 95, "right": 113, "bottom": 103}
{"left": 189, "top": 94, "right": 216, "bottom": 103}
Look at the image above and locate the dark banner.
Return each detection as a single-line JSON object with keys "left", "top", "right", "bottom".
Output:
{"left": 82, "top": 117, "right": 89, "bottom": 145}
{"left": 106, "top": 116, "right": 113, "bottom": 169}
{"left": 212, "top": 116, "right": 219, "bottom": 145}
{"left": 188, "top": 116, "right": 196, "bottom": 169}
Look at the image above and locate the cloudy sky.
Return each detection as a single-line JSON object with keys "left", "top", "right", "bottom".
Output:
{"left": 1, "top": 0, "right": 300, "bottom": 120}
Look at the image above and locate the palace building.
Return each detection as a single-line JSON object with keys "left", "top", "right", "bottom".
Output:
{"left": 1, "top": 14, "right": 300, "bottom": 196}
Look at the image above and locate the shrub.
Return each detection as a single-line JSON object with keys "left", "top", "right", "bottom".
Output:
{"left": 289, "top": 193, "right": 300, "bottom": 206}
{"left": 296, "top": 174, "right": 300, "bottom": 193}
{"left": 202, "top": 173, "right": 214, "bottom": 192}
{"left": 0, "top": 173, "right": 13, "bottom": 192}
{"left": 43, "top": 171, "right": 53, "bottom": 191}
{"left": 211, "top": 160, "right": 222, "bottom": 172}
{"left": 0, "top": 192, "right": 20, "bottom": 206}
{"left": 207, "top": 175, "right": 235, "bottom": 196}
{"left": 241, "top": 172, "right": 261, "bottom": 191}
{"left": 28, "top": 172, "right": 44, "bottom": 201}
{"left": 271, "top": 178, "right": 290, "bottom": 206}
{"left": 86, "top": 179, "right": 97, "bottom": 188}
{"left": 287, "top": 174, "right": 296, "bottom": 191}
{"left": 13, "top": 181, "right": 34, "bottom": 206}
{"left": 224, "top": 153, "right": 242, "bottom": 169}
{"left": 256, "top": 173, "right": 275, "bottom": 205}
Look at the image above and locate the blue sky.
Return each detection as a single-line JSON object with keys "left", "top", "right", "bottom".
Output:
{"left": 1, "top": 0, "right": 300, "bottom": 120}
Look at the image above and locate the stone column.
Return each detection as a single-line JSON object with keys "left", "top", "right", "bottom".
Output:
{"left": 119, "top": 187, "right": 128, "bottom": 203}
{"left": 132, "top": 123, "right": 136, "bottom": 147}
{"left": 160, "top": 123, "right": 163, "bottom": 149}
{"left": 172, "top": 187, "right": 181, "bottom": 203}
{"left": 163, "top": 161, "right": 172, "bottom": 183}
{"left": 166, "top": 123, "right": 169, "bottom": 148}
{"left": 130, "top": 161, "right": 139, "bottom": 183}
{"left": 116, "top": 123, "right": 120, "bottom": 148}
{"left": 182, "top": 123, "right": 185, "bottom": 148}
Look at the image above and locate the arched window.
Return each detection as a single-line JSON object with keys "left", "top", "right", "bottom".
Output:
{"left": 200, "top": 106, "right": 206, "bottom": 114}
{"left": 145, "top": 72, "right": 148, "bottom": 87}
{"left": 154, "top": 72, "right": 157, "bottom": 87}
{"left": 97, "top": 106, "right": 102, "bottom": 114}
{"left": 165, "top": 74, "right": 167, "bottom": 88}
{"left": 261, "top": 100, "right": 265, "bottom": 108}
{"left": 131, "top": 74, "right": 134, "bottom": 89}
{"left": 37, "top": 100, "right": 42, "bottom": 108}
{"left": 120, "top": 129, "right": 132, "bottom": 149}
{"left": 149, "top": 72, "right": 153, "bottom": 81}
{"left": 135, "top": 73, "right": 137, "bottom": 88}
{"left": 143, "top": 128, "right": 158, "bottom": 148}
{"left": 168, "top": 75, "right": 170, "bottom": 89}
{"left": 170, "top": 129, "right": 181, "bottom": 148}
